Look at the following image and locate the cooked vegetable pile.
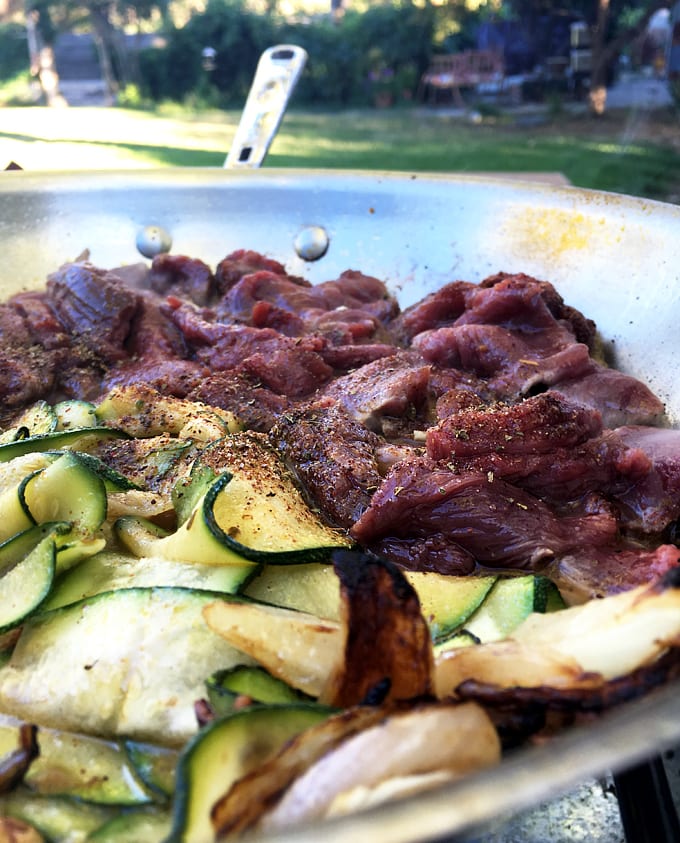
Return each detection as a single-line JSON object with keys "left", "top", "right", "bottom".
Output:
{"left": 0, "top": 386, "right": 678, "bottom": 842}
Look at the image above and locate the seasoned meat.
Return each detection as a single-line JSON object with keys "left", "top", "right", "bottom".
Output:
{"left": 10, "top": 292, "right": 71, "bottom": 350}
{"left": 319, "top": 343, "right": 398, "bottom": 371}
{"left": 219, "top": 270, "right": 320, "bottom": 325}
{"left": 413, "top": 324, "right": 592, "bottom": 394}
{"left": 0, "top": 251, "right": 675, "bottom": 596}
{"left": 269, "top": 402, "right": 383, "bottom": 528}
{"left": 425, "top": 393, "right": 652, "bottom": 505}
{"left": 46, "top": 262, "right": 140, "bottom": 364}
{"left": 392, "top": 281, "right": 475, "bottom": 342}
{"left": 550, "top": 366, "right": 665, "bottom": 428}
{"left": 149, "top": 253, "right": 216, "bottom": 306}
{"left": 313, "top": 269, "right": 399, "bottom": 324}
{"left": 102, "top": 292, "right": 208, "bottom": 398}
{"left": 0, "top": 303, "right": 56, "bottom": 409}
{"left": 609, "top": 426, "right": 680, "bottom": 533}
{"left": 0, "top": 302, "right": 34, "bottom": 348}
{"left": 188, "top": 372, "right": 292, "bottom": 432}
{"left": 217, "top": 267, "right": 398, "bottom": 342}
{"left": 0, "top": 347, "right": 55, "bottom": 410}
{"left": 368, "top": 535, "right": 477, "bottom": 576}
{"left": 410, "top": 272, "right": 662, "bottom": 426}
{"left": 427, "top": 393, "right": 603, "bottom": 461}
{"left": 479, "top": 271, "right": 597, "bottom": 348}
{"left": 554, "top": 543, "right": 680, "bottom": 602}
{"left": 351, "top": 458, "right": 618, "bottom": 570}
{"left": 319, "top": 352, "right": 432, "bottom": 433}
{"left": 167, "top": 300, "right": 333, "bottom": 397}
{"left": 215, "top": 249, "right": 294, "bottom": 296}
{"left": 103, "top": 358, "right": 208, "bottom": 398}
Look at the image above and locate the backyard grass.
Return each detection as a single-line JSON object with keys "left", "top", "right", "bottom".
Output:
{"left": 1, "top": 104, "right": 679, "bottom": 203}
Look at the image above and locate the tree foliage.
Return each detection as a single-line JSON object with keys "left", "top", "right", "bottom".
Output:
{"left": 0, "top": 21, "right": 29, "bottom": 78}
{"left": 138, "top": 0, "right": 275, "bottom": 103}
{"left": 5, "top": 0, "right": 665, "bottom": 112}
{"left": 501, "top": 0, "right": 668, "bottom": 111}
{"left": 137, "top": 0, "right": 436, "bottom": 107}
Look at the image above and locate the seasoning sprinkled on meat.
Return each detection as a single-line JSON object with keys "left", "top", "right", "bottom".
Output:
{"left": 351, "top": 458, "right": 618, "bottom": 571}
{"left": 46, "top": 261, "right": 141, "bottom": 364}
{"left": 319, "top": 352, "right": 432, "bottom": 433}
{"left": 215, "top": 249, "right": 294, "bottom": 296}
{"left": 149, "top": 253, "right": 216, "bottom": 307}
{"left": 269, "top": 402, "right": 383, "bottom": 528}
{"left": 0, "top": 251, "right": 675, "bottom": 597}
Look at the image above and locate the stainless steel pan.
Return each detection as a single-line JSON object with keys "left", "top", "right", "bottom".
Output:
{"left": 1, "top": 168, "right": 680, "bottom": 840}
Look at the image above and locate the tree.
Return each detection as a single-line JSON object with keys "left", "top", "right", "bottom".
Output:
{"left": 25, "top": 0, "right": 67, "bottom": 105}
{"left": 85, "top": 0, "right": 168, "bottom": 100}
{"left": 23, "top": 0, "right": 168, "bottom": 105}
{"left": 587, "top": 0, "right": 667, "bottom": 114}
{"left": 502, "top": 0, "right": 668, "bottom": 113}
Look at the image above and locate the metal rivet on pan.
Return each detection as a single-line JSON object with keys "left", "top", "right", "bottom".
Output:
{"left": 294, "top": 225, "right": 329, "bottom": 262}
{"left": 136, "top": 225, "right": 172, "bottom": 259}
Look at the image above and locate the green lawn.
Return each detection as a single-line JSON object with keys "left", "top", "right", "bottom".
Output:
{"left": 1, "top": 105, "right": 679, "bottom": 203}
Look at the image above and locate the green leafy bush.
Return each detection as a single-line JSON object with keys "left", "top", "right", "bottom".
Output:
{"left": 137, "top": 1, "right": 435, "bottom": 107}
{"left": 138, "top": 0, "right": 276, "bottom": 106}
{"left": 0, "top": 23, "right": 29, "bottom": 81}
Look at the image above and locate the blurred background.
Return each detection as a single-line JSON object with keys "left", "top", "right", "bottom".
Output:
{"left": 0, "top": 0, "right": 678, "bottom": 202}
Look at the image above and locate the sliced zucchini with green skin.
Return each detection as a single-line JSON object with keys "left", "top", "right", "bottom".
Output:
{"left": 243, "top": 564, "right": 498, "bottom": 639}
{"left": 53, "top": 399, "right": 97, "bottom": 431}
{"left": 0, "top": 426, "right": 129, "bottom": 463}
{"left": 168, "top": 704, "right": 334, "bottom": 843}
{"left": 0, "top": 451, "right": 59, "bottom": 495}
{"left": 55, "top": 534, "right": 107, "bottom": 573}
{"left": 544, "top": 578, "right": 567, "bottom": 613}
{"left": 207, "top": 666, "right": 311, "bottom": 715}
{"left": 243, "top": 562, "right": 342, "bottom": 619}
{"left": 0, "top": 400, "right": 58, "bottom": 443}
{"left": 0, "top": 530, "right": 55, "bottom": 632}
{"left": 118, "top": 435, "right": 352, "bottom": 566}
{"left": 23, "top": 728, "right": 154, "bottom": 806}
{"left": 91, "top": 435, "right": 194, "bottom": 493}
{"left": 0, "top": 522, "right": 66, "bottom": 573}
{"left": 86, "top": 806, "right": 172, "bottom": 842}
{"left": 0, "top": 471, "right": 39, "bottom": 543}
{"left": 21, "top": 451, "right": 108, "bottom": 538}
{"left": 433, "top": 629, "right": 480, "bottom": 657}
{"left": 124, "top": 740, "right": 179, "bottom": 801}
{"left": 66, "top": 450, "right": 141, "bottom": 491}
{"left": 0, "top": 587, "right": 255, "bottom": 744}
{"left": 0, "top": 787, "right": 116, "bottom": 840}
{"left": 464, "top": 575, "right": 558, "bottom": 643}
{"left": 43, "top": 550, "right": 258, "bottom": 612}
{"left": 404, "top": 571, "right": 497, "bottom": 641}
{"left": 201, "top": 434, "right": 353, "bottom": 563}
{"left": 140, "top": 438, "right": 195, "bottom": 488}
{"left": 114, "top": 512, "right": 259, "bottom": 575}
{"left": 95, "top": 384, "right": 240, "bottom": 440}
{"left": 0, "top": 456, "right": 106, "bottom": 570}
{"left": 172, "top": 461, "right": 217, "bottom": 528}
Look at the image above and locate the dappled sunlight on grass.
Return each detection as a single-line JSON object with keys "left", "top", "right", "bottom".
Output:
{"left": 1, "top": 140, "right": 148, "bottom": 170}
{"left": 0, "top": 105, "right": 678, "bottom": 203}
{"left": 0, "top": 107, "right": 235, "bottom": 169}
{"left": 271, "top": 134, "right": 389, "bottom": 157}
{"left": 579, "top": 140, "right": 655, "bottom": 156}
{"left": 0, "top": 136, "right": 224, "bottom": 170}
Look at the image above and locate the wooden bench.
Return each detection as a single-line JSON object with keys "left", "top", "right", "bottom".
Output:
{"left": 418, "top": 50, "right": 505, "bottom": 106}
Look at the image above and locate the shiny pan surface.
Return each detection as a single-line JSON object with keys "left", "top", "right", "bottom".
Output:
{"left": 1, "top": 168, "right": 679, "bottom": 840}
